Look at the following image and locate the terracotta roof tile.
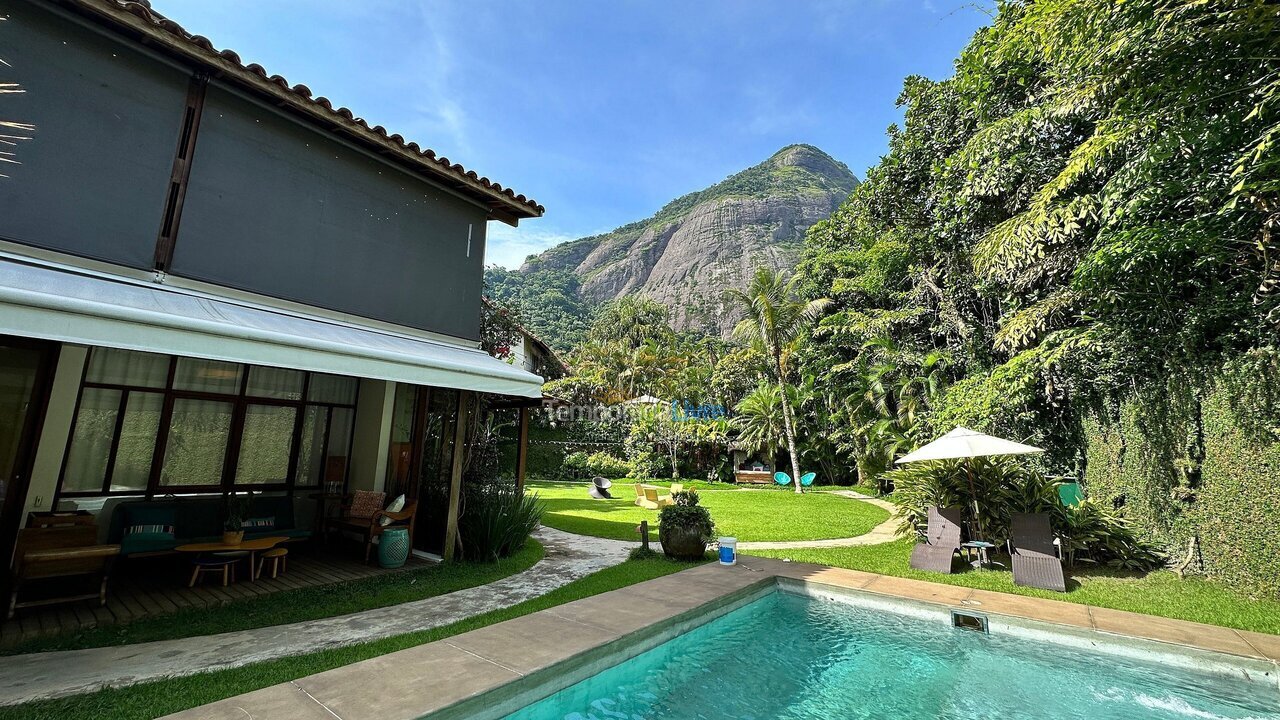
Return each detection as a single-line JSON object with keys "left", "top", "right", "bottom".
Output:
{"left": 63, "top": 0, "right": 544, "bottom": 220}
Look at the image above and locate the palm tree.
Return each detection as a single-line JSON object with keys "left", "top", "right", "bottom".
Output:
{"left": 725, "top": 267, "right": 830, "bottom": 492}
{"left": 733, "top": 383, "right": 786, "bottom": 463}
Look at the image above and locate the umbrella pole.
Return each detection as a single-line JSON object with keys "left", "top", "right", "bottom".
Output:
{"left": 965, "top": 460, "right": 985, "bottom": 541}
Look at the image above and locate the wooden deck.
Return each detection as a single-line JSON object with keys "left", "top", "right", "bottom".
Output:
{"left": 1, "top": 543, "right": 432, "bottom": 648}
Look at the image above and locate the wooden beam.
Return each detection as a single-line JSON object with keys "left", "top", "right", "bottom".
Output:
{"left": 515, "top": 406, "right": 530, "bottom": 495}
{"left": 442, "top": 391, "right": 471, "bottom": 561}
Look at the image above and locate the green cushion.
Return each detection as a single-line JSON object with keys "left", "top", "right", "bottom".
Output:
{"left": 245, "top": 528, "right": 310, "bottom": 541}
{"left": 120, "top": 532, "right": 179, "bottom": 555}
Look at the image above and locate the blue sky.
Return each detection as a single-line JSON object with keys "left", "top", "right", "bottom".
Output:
{"left": 154, "top": 1, "right": 991, "bottom": 268}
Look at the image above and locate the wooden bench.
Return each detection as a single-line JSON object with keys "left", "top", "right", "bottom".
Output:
{"left": 8, "top": 525, "right": 120, "bottom": 619}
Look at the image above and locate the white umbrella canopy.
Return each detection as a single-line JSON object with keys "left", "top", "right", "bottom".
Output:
{"left": 894, "top": 427, "right": 1044, "bottom": 546}
{"left": 895, "top": 427, "right": 1043, "bottom": 464}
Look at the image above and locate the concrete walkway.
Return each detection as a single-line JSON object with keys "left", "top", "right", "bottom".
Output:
{"left": 736, "top": 490, "right": 901, "bottom": 550}
{"left": 0, "top": 527, "right": 632, "bottom": 707}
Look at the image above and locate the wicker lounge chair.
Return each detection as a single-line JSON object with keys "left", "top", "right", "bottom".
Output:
{"left": 909, "top": 506, "right": 964, "bottom": 573}
{"left": 1009, "top": 512, "right": 1067, "bottom": 592}
{"left": 774, "top": 472, "right": 792, "bottom": 486}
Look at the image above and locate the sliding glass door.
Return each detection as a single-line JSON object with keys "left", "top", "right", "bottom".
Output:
{"left": 384, "top": 384, "right": 460, "bottom": 555}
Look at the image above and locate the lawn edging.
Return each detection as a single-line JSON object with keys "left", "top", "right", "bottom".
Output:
{"left": 0, "top": 556, "right": 700, "bottom": 720}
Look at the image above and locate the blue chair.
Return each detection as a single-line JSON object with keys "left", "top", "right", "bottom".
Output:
{"left": 774, "top": 471, "right": 792, "bottom": 486}
{"left": 800, "top": 472, "right": 816, "bottom": 487}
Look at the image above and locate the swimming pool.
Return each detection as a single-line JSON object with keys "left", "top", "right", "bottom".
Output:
{"left": 504, "top": 587, "right": 1279, "bottom": 720}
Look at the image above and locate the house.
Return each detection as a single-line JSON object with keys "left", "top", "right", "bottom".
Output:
{"left": 0, "top": 0, "right": 546, "bottom": 569}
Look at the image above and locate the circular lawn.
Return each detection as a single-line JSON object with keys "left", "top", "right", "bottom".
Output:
{"left": 527, "top": 480, "right": 890, "bottom": 543}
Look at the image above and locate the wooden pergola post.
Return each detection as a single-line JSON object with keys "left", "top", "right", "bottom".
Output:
{"left": 443, "top": 390, "right": 471, "bottom": 562}
{"left": 515, "top": 406, "right": 530, "bottom": 495}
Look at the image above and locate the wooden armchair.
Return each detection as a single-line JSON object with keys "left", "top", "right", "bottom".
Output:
{"left": 8, "top": 525, "right": 120, "bottom": 619}
{"left": 327, "top": 491, "right": 418, "bottom": 563}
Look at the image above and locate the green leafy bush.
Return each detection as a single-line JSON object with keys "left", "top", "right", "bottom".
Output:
{"left": 658, "top": 490, "right": 715, "bottom": 560}
{"left": 886, "top": 456, "right": 1161, "bottom": 569}
{"left": 585, "top": 451, "right": 631, "bottom": 479}
{"left": 562, "top": 451, "right": 589, "bottom": 479}
{"left": 457, "top": 482, "right": 544, "bottom": 563}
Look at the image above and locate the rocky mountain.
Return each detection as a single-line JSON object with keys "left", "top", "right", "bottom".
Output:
{"left": 486, "top": 144, "right": 858, "bottom": 349}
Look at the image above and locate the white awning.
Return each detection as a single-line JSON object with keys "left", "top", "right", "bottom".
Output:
{"left": 0, "top": 257, "right": 544, "bottom": 398}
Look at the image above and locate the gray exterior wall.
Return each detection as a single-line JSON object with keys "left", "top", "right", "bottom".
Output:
{"left": 173, "top": 86, "right": 488, "bottom": 341}
{"left": 0, "top": 0, "right": 186, "bottom": 269}
{"left": 0, "top": 0, "right": 491, "bottom": 341}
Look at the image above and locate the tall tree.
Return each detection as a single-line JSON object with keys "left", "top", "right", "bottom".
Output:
{"left": 725, "top": 267, "right": 830, "bottom": 492}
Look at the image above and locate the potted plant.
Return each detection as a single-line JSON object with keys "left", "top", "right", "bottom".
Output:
{"left": 658, "top": 489, "right": 714, "bottom": 560}
{"left": 222, "top": 492, "right": 251, "bottom": 545}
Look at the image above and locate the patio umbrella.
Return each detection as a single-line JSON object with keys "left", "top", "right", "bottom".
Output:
{"left": 894, "top": 427, "right": 1043, "bottom": 541}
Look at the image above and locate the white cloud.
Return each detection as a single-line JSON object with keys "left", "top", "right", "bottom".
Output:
{"left": 484, "top": 224, "right": 580, "bottom": 269}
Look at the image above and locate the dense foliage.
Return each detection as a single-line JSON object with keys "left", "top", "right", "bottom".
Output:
{"left": 886, "top": 457, "right": 1162, "bottom": 569}
{"left": 795, "top": 0, "right": 1280, "bottom": 590}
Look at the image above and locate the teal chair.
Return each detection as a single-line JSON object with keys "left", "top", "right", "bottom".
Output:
{"left": 1058, "top": 482, "right": 1084, "bottom": 507}
{"left": 774, "top": 472, "right": 792, "bottom": 486}
{"left": 800, "top": 472, "right": 816, "bottom": 487}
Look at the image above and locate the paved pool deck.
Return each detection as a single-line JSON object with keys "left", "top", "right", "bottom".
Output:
{"left": 167, "top": 555, "right": 1280, "bottom": 720}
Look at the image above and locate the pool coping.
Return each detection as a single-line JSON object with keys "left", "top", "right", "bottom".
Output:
{"left": 164, "top": 556, "right": 1280, "bottom": 720}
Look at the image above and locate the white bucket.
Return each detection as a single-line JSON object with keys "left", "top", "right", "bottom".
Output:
{"left": 718, "top": 537, "right": 737, "bottom": 566}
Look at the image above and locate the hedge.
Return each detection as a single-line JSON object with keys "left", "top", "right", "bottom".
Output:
{"left": 1083, "top": 350, "right": 1280, "bottom": 598}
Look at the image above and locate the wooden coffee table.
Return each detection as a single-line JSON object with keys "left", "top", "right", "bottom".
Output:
{"left": 175, "top": 536, "right": 288, "bottom": 583}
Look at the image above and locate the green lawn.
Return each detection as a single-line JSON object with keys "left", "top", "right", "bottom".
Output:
{"left": 0, "top": 555, "right": 701, "bottom": 720}
{"left": 749, "top": 540, "right": 1280, "bottom": 636}
{"left": 530, "top": 480, "right": 890, "bottom": 542}
{"left": 2, "top": 541, "right": 545, "bottom": 656}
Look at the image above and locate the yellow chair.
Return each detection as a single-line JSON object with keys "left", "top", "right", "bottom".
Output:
{"left": 634, "top": 484, "right": 673, "bottom": 510}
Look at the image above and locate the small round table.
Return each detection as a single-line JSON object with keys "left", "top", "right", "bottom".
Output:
{"left": 962, "top": 540, "right": 998, "bottom": 569}
{"left": 175, "top": 536, "right": 288, "bottom": 584}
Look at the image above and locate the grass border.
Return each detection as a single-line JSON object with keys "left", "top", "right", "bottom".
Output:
{"left": 0, "top": 556, "right": 699, "bottom": 720}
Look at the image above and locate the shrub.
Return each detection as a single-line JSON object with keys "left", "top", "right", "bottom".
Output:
{"left": 885, "top": 456, "right": 1162, "bottom": 570}
{"left": 585, "top": 451, "right": 631, "bottom": 478}
{"left": 657, "top": 490, "right": 715, "bottom": 561}
{"left": 457, "top": 482, "right": 544, "bottom": 563}
{"left": 562, "top": 451, "right": 589, "bottom": 479}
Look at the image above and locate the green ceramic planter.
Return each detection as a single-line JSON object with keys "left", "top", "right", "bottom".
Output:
{"left": 378, "top": 527, "right": 411, "bottom": 568}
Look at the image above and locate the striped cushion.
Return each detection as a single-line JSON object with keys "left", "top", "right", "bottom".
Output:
{"left": 243, "top": 516, "right": 275, "bottom": 530}
{"left": 127, "top": 523, "right": 174, "bottom": 536}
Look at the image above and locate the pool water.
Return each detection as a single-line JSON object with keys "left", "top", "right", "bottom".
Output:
{"left": 505, "top": 590, "right": 1279, "bottom": 720}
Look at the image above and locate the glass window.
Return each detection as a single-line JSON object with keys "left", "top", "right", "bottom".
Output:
{"left": 62, "top": 388, "right": 120, "bottom": 493}
{"left": 85, "top": 348, "right": 168, "bottom": 388}
{"left": 246, "top": 366, "right": 305, "bottom": 400}
{"left": 160, "top": 398, "right": 234, "bottom": 487}
{"left": 307, "top": 374, "right": 357, "bottom": 405}
{"left": 110, "top": 391, "right": 163, "bottom": 491}
{"left": 235, "top": 404, "right": 297, "bottom": 484}
{"left": 173, "top": 358, "right": 243, "bottom": 394}
{"left": 385, "top": 384, "right": 418, "bottom": 497}
{"left": 294, "top": 406, "right": 327, "bottom": 487}
{"left": 327, "top": 407, "right": 354, "bottom": 475}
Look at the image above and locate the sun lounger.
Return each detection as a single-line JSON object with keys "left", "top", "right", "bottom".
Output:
{"left": 1009, "top": 512, "right": 1067, "bottom": 592}
{"left": 909, "top": 506, "right": 964, "bottom": 573}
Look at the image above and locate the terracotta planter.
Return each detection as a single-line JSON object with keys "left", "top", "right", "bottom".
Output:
{"left": 659, "top": 523, "right": 709, "bottom": 560}
{"left": 221, "top": 530, "right": 244, "bottom": 546}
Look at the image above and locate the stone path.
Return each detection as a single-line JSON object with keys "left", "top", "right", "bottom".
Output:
{"left": 0, "top": 527, "right": 632, "bottom": 707}
{"left": 735, "top": 490, "right": 901, "bottom": 550}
